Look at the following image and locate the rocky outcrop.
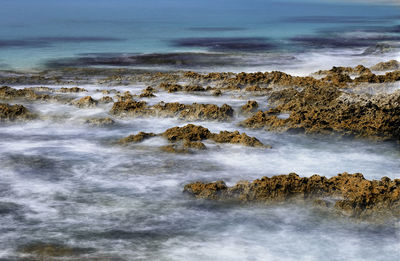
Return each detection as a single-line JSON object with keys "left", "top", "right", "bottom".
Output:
{"left": 119, "top": 124, "right": 269, "bottom": 152}
{"left": 241, "top": 84, "right": 400, "bottom": 140}
{"left": 370, "top": 60, "right": 400, "bottom": 71}
{"left": 240, "top": 100, "right": 259, "bottom": 114}
{"left": 59, "top": 87, "right": 87, "bottom": 93}
{"left": 110, "top": 100, "right": 234, "bottom": 121}
{"left": 0, "top": 86, "right": 50, "bottom": 101}
{"left": 184, "top": 173, "right": 400, "bottom": 219}
{"left": 19, "top": 242, "right": 93, "bottom": 258}
{"left": 119, "top": 132, "right": 157, "bottom": 144}
{"left": 85, "top": 117, "right": 115, "bottom": 127}
{"left": 0, "top": 103, "right": 36, "bottom": 121}
{"left": 72, "top": 96, "right": 98, "bottom": 108}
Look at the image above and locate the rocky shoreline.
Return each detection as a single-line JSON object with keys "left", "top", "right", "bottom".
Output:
{"left": 184, "top": 173, "right": 400, "bottom": 220}
{"left": 1, "top": 60, "right": 400, "bottom": 220}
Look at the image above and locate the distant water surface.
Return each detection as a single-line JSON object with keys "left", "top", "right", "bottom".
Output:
{"left": 0, "top": 0, "right": 399, "bottom": 72}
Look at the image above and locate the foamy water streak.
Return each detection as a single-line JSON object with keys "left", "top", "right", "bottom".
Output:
{"left": 0, "top": 84, "right": 399, "bottom": 260}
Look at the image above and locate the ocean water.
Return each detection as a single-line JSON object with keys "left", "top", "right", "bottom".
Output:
{"left": 0, "top": 0, "right": 399, "bottom": 72}
{"left": 1, "top": 1, "right": 400, "bottom": 260}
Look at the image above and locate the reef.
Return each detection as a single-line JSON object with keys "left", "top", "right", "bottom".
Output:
{"left": 119, "top": 124, "right": 269, "bottom": 152}
{"left": 110, "top": 100, "right": 234, "bottom": 121}
{"left": 241, "top": 82, "right": 400, "bottom": 140}
{"left": 370, "top": 60, "right": 400, "bottom": 71}
{"left": 184, "top": 173, "right": 400, "bottom": 219}
{"left": 85, "top": 117, "right": 115, "bottom": 127}
{"left": 72, "top": 96, "right": 98, "bottom": 108}
{"left": 19, "top": 242, "right": 93, "bottom": 259}
{"left": 0, "top": 103, "right": 36, "bottom": 121}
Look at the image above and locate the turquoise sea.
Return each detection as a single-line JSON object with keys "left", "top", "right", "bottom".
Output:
{"left": 0, "top": 0, "right": 399, "bottom": 72}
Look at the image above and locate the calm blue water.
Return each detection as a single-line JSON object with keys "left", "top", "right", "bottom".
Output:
{"left": 0, "top": 0, "right": 399, "bottom": 71}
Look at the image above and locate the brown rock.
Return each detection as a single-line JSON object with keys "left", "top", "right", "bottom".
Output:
{"left": 98, "top": 96, "right": 114, "bottom": 103}
{"left": 59, "top": 87, "right": 87, "bottom": 93}
{"left": 211, "top": 130, "right": 267, "bottom": 147}
{"left": 184, "top": 173, "right": 400, "bottom": 218}
{"left": 119, "top": 132, "right": 156, "bottom": 144}
{"left": 0, "top": 103, "right": 36, "bottom": 121}
{"left": 240, "top": 100, "right": 259, "bottom": 114}
{"left": 73, "top": 96, "right": 98, "bottom": 108}
{"left": 85, "top": 117, "right": 115, "bottom": 127}
{"left": 370, "top": 60, "right": 400, "bottom": 71}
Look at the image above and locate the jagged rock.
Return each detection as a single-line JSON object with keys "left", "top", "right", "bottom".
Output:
{"left": 85, "top": 117, "right": 115, "bottom": 127}
{"left": 98, "top": 96, "right": 114, "bottom": 103}
{"left": 59, "top": 87, "right": 87, "bottom": 93}
{"left": 72, "top": 96, "right": 98, "bottom": 108}
{"left": 0, "top": 103, "right": 36, "bottom": 121}
{"left": 120, "top": 124, "right": 269, "bottom": 150}
{"left": 19, "top": 242, "right": 93, "bottom": 258}
{"left": 212, "top": 90, "right": 222, "bottom": 96}
{"left": 184, "top": 173, "right": 400, "bottom": 218}
{"left": 110, "top": 100, "right": 233, "bottom": 121}
{"left": 110, "top": 100, "right": 148, "bottom": 116}
{"left": 241, "top": 84, "right": 400, "bottom": 140}
{"left": 162, "top": 124, "right": 211, "bottom": 142}
{"left": 370, "top": 60, "right": 400, "bottom": 71}
{"left": 241, "top": 100, "right": 259, "bottom": 114}
{"left": 178, "top": 103, "right": 234, "bottom": 121}
{"left": 139, "top": 89, "right": 156, "bottom": 98}
{"left": 0, "top": 86, "right": 50, "bottom": 101}
{"left": 159, "top": 83, "right": 183, "bottom": 93}
{"left": 184, "top": 85, "right": 206, "bottom": 92}
{"left": 211, "top": 130, "right": 266, "bottom": 147}
{"left": 119, "top": 132, "right": 156, "bottom": 144}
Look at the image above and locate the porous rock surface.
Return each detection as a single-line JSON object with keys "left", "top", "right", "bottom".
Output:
{"left": 184, "top": 173, "right": 400, "bottom": 218}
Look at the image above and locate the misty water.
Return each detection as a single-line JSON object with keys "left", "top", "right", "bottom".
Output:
{"left": 0, "top": 84, "right": 399, "bottom": 260}
{"left": 1, "top": 0, "right": 400, "bottom": 260}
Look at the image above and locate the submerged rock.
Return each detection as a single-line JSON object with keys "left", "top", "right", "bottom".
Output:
{"left": 370, "top": 60, "right": 400, "bottom": 71}
{"left": 72, "top": 96, "right": 98, "bottom": 108}
{"left": 240, "top": 100, "right": 259, "bottom": 114}
{"left": 85, "top": 117, "right": 115, "bottom": 127}
{"left": 119, "top": 132, "right": 157, "bottom": 144}
{"left": 110, "top": 100, "right": 234, "bottom": 121}
{"left": 184, "top": 173, "right": 400, "bottom": 219}
{"left": 241, "top": 84, "right": 400, "bottom": 140}
{"left": 120, "top": 124, "right": 269, "bottom": 151}
{"left": 98, "top": 96, "right": 114, "bottom": 103}
{"left": 0, "top": 86, "right": 50, "bottom": 101}
{"left": 59, "top": 87, "right": 88, "bottom": 93}
{"left": 0, "top": 103, "right": 36, "bottom": 121}
{"left": 19, "top": 242, "right": 93, "bottom": 258}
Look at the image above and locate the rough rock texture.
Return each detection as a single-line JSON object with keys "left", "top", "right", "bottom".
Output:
{"left": 119, "top": 132, "right": 157, "bottom": 144}
{"left": 139, "top": 89, "right": 156, "bottom": 98}
{"left": 370, "top": 60, "right": 400, "bottom": 71}
{"left": 72, "top": 96, "right": 98, "bottom": 108}
{"left": 120, "top": 124, "right": 268, "bottom": 151}
{"left": 184, "top": 85, "right": 206, "bottom": 92}
{"left": 19, "top": 243, "right": 93, "bottom": 258}
{"left": 110, "top": 100, "right": 234, "bottom": 121}
{"left": 110, "top": 100, "right": 148, "bottom": 116}
{"left": 184, "top": 173, "right": 400, "bottom": 218}
{"left": 241, "top": 100, "right": 259, "bottom": 114}
{"left": 98, "top": 96, "right": 114, "bottom": 103}
{"left": 85, "top": 117, "right": 115, "bottom": 127}
{"left": 159, "top": 83, "right": 183, "bottom": 93}
{"left": 0, "top": 103, "right": 36, "bottom": 121}
{"left": 0, "top": 86, "right": 50, "bottom": 101}
{"left": 241, "top": 84, "right": 400, "bottom": 140}
{"left": 59, "top": 87, "right": 87, "bottom": 93}
{"left": 211, "top": 130, "right": 267, "bottom": 147}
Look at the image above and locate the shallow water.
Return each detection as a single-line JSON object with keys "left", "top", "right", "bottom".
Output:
{"left": 1, "top": 84, "right": 400, "bottom": 260}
